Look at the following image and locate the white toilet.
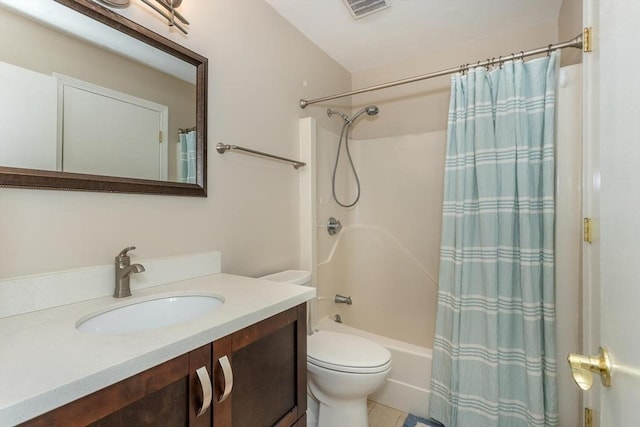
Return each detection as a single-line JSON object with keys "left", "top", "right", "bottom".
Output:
{"left": 260, "top": 270, "right": 392, "bottom": 427}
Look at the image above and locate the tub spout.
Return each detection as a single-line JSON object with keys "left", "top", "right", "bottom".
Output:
{"left": 335, "top": 294, "right": 352, "bottom": 305}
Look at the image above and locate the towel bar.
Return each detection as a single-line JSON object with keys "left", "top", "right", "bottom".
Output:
{"left": 216, "top": 143, "right": 306, "bottom": 169}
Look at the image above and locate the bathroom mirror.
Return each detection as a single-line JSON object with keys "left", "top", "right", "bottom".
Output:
{"left": 0, "top": 0, "right": 208, "bottom": 196}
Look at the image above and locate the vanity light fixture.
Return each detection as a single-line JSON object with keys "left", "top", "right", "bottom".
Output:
{"left": 99, "top": 0, "right": 131, "bottom": 7}
{"left": 98, "top": 0, "right": 190, "bottom": 34}
{"left": 140, "top": 0, "right": 190, "bottom": 34}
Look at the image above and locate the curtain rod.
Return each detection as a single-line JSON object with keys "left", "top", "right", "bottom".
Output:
{"left": 179, "top": 127, "right": 196, "bottom": 134}
{"left": 299, "top": 33, "right": 584, "bottom": 109}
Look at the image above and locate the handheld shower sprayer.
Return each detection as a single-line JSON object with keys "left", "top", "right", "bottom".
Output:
{"left": 326, "top": 106, "right": 380, "bottom": 208}
{"left": 349, "top": 105, "right": 379, "bottom": 124}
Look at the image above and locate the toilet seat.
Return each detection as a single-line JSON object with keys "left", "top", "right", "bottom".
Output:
{"left": 307, "top": 331, "right": 392, "bottom": 374}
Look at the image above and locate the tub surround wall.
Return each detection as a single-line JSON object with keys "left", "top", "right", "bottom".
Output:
{"left": 348, "top": 132, "right": 446, "bottom": 283}
{"left": 299, "top": 119, "right": 351, "bottom": 328}
{"left": 322, "top": 226, "right": 439, "bottom": 348}
{"left": 315, "top": 125, "right": 352, "bottom": 264}
{"left": 311, "top": 122, "right": 353, "bottom": 325}
{"left": 0, "top": 0, "right": 351, "bottom": 280}
{"left": 299, "top": 118, "right": 318, "bottom": 285}
{"left": 313, "top": 128, "right": 446, "bottom": 348}
{"left": 336, "top": 131, "right": 445, "bottom": 348}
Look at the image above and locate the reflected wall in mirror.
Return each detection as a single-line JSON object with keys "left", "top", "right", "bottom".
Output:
{"left": 0, "top": 0, "right": 207, "bottom": 196}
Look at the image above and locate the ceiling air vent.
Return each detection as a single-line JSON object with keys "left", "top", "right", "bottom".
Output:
{"left": 343, "top": 0, "right": 390, "bottom": 20}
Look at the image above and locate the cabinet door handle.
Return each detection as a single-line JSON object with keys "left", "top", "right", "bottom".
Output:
{"left": 218, "top": 355, "right": 234, "bottom": 403}
{"left": 195, "top": 366, "right": 213, "bottom": 417}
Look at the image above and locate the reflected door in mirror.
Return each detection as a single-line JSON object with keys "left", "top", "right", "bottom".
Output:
{"left": 61, "top": 80, "right": 168, "bottom": 181}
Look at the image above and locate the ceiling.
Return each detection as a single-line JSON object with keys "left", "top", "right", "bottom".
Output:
{"left": 265, "top": 0, "right": 563, "bottom": 72}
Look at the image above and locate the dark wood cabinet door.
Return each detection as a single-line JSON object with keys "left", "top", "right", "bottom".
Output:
{"left": 212, "top": 304, "right": 307, "bottom": 427}
{"left": 20, "top": 344, "right": 212, "bottom": 427}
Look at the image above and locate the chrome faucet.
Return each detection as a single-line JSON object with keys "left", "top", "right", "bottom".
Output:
{"left": 114, "top": 246, "right": 145, "bottom": 298}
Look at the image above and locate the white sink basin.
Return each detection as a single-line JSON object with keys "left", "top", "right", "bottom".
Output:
{"left": 76, "top": 293, "right": 224, "bottom": 334}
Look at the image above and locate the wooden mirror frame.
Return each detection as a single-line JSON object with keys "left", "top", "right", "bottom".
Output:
{"left": 0, "top": 0, "right": 208, "bottom": 196}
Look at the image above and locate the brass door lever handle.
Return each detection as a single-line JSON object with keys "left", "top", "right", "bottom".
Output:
{"left": 567, "top": 346, "right": 612, "bottom": 390}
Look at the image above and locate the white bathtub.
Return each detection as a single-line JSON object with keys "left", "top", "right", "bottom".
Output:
{"left": 314, "top": 316, "right": 432, "bottom": 418}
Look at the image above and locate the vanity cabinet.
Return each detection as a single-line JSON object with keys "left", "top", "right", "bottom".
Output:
{"left": 18, "top": 304, "right": 306, "bottom": 427}
{"left": 20, "top": 344, "right": 213, "bottom": 427}
{"left": 212, "top": 304, "right": 307, "bottom": 427}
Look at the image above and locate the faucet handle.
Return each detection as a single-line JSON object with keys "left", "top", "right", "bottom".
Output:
{"left": 116, "top": 246, "right": 136, "bottom": 260}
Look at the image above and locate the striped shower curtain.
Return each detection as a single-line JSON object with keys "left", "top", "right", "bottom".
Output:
{"left": 179, "top": 130, "right": 197, "bottom": 183}
{"left": 429, "top": 52, "right": 559, "bottom": 427}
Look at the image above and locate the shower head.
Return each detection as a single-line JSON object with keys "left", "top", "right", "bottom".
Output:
{"left": 365, "top": 105, "right": 379, "bottom": 115}
{"left": 349, "top": 105, "right": 379, "bottom": 124}
{"left": 327, "top": 108, "right": 350, "bottom": 123}
{"left": 327, "top": 106, "right": 379, "bottom": 125}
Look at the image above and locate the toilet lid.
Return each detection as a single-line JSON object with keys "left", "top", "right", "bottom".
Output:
{"left": 307, "top": 331, "right": 391, "bottom": 374}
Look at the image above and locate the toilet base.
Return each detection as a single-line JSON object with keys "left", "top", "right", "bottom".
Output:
{"left": 316, "top": 396, "right": 369, "bottom": 427}
{"left": 306, "top": 392, "right": 319, "bottom": 427}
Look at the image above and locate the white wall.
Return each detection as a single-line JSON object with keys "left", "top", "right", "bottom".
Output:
{"left": 555, "top": 63, "right": 583, "bottom": 427}
{"left": 0, "top": 0, "right": 350, "bottom": 279}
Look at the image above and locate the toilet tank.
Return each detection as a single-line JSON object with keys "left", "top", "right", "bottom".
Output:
{"left": 260, "top": 270, "right": 311, "bottom": 286}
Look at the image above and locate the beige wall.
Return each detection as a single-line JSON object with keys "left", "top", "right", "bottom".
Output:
{"left": 350, "top": 22, "right": 559, "bottom": 139}
{"left": 0, "top": 0, "right": 350, "bottom": 279}
{"left": 558, "top": 0, "right": 583, "bottom": 67}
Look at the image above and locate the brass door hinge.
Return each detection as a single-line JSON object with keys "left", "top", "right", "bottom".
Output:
{"left": 584, "top": 218, "right": 593, "bottom": 243}
{"left": 583, "top": 27, "right": 593, "bottom": 53}
{"left": 585, "top": 407, "right": 594, "bottom": 427}
{"left": 159, "top": 131, "right": 163, "bottom": 143}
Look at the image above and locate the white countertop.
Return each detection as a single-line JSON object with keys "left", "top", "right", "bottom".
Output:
{"left": 0, "top": 273, "right": 315, "bottom": 426}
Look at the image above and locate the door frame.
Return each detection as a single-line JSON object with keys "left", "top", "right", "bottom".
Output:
{"left": 581, "top": 0, "right": 601, "bottom": 422}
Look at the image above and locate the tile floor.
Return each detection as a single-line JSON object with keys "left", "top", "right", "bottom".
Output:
{"left": 367, "top": 400, "right": 408, "bottom": 427}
